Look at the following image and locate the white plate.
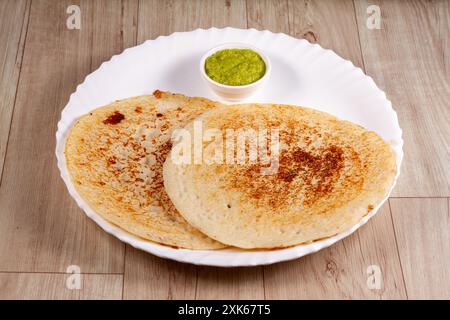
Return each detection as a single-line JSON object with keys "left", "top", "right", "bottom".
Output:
{"left": 56, "top": 27, "right": 403, "bottom": 267}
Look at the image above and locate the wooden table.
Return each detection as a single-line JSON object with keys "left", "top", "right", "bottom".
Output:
{"left": 0, "top": 0, "right": 448, "bottom": 300}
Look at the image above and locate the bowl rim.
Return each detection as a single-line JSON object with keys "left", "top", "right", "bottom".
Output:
{"left": 199, "top": 42, "right": 272, "bottom": 89}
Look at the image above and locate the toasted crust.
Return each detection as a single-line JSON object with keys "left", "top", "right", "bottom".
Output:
{"left": 65, "top": 91, "right": 225, "bottom": 249}
{"left": 163, "top": 104, "right": 397, "bottom": 249}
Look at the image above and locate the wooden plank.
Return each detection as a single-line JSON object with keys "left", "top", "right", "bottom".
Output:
{"left": 288, "top": 0, "right": 364, "bottom": 68}
{"left": 123, "top": 247, "right": 265, "bottom": 300}
{"left": 123, "top": 247, "right": 197, "bottom": 300}
{"left": 121, "top": 0, "right": 139, "bottom": 50}
{"left": 390, "top": 198, "right": 450, "bottom": 299}
{"left": 0, "top": 0, "right": 139, "bottom": 273}
{"left": 90, "top": 0, "right": 139, "bottom": 69}
{"left": 246, "top": 0, "right": 290, "bottom": 33}
{"left": 0, "top": 0, "right": 30, "bottom": 182}
{"left": 440, "top": 0, "right": 449, "bottom": 78}
{"left": 0, "top": 273, "right": 122, "bottom": 299}
{"left": 196, "top": 266, "right": 265, "bottom": 299}
{"left": 264, "top": 203, "right": 407, "bottom": 299}
{"left": 137, "top": 0, "right": 247, "bottom": 42}
{"left": 123, "top": 0, "right": 263, "bottom": 301}
{"left": 354, "top": 0, "right": 450, "bottom": 197}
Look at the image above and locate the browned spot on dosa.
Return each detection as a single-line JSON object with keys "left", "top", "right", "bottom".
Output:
{"left": 228, "top": 137, "right": 364, "bottom": 210}
{"left": 153, "top": 89, "right": 163, "bottom": 99}
{"left": 103, "top": 111, "right": 125, "bottom": 125}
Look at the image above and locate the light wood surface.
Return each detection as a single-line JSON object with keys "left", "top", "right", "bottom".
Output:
{"left": 123, "top": 246, "right": 197, "bottom": 300}
{"left": 0, "top": 0, "right": 29, "bottom": 180}
{"left": 0, "top": 0, "right": 448, "bottom": 299}
{"left": 0, "top": 273, "right": 122, "bottom": 299}
{"left": 355, "top": 0, "right": 450, "bottom": 197}
{"left": 390, "top": 198, "right": 450, "bottom": 299}
{"left": 0, "top": 0, "right": 126, "bottom": 273}
{"left": 264, "top": 203, "right": 407, "bottom": 299}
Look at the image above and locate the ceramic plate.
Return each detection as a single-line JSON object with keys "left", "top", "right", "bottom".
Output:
{"left": 56, "top": 27, "right": 403, "bottom": 267}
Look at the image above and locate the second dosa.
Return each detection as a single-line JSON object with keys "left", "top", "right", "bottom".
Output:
{"left": 163, "top": 104, "right": 397, "bottom": 249}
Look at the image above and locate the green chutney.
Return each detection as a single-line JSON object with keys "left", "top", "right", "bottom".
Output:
{"left": 205, "top": 49, "right": 266, "bottom": 86}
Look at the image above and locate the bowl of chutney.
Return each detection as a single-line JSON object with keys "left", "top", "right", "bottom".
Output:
{"left": 200, "top": 43, "right": 271, "bottom": 101}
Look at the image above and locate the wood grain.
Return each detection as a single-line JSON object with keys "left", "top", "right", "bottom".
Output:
{"left": 354, "top": 0, "right": 450, "bottom": 197}
{"left": 0, "top": 0, "right": 30, "bottom": 182}
{"left": 137, "top": 0, "right": 247, "bottom": 42}
{"left": 0, "top": 0, "right": 138, "bottom": 273}
{"left": 123, "top": 246, "right": 265, "bottom": 300}
{"left": 264, "top": 203, "right": 407, "bottom": 299}
{"left": 123, "top": 247, "right": 197, "bottom": 300}
{"left": 440, "top": 0, "right": 449, "bottom": 78}
{"left": 288, "top": 0, "right": 364, "bottom": 69}
{"left": 90, "top": 0, "right": 139, "bottom": 69}
{"left": 196, "top": 267, "right": 265, "bottom": 299}
{"left": 0, "top": 273, "right": 122, "bottom": 299}
{"left": 247, "top": 0, "right": 290, "bottom": 33}
{"left": 121, "top": 0, "right": 139, "bottom": 50}
{"left": 390, "top": 198, "right": 450, "bottom": 299}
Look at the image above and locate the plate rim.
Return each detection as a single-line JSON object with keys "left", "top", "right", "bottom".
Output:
{"left": 55, "top": 27, "right": 404, "bottom": 267}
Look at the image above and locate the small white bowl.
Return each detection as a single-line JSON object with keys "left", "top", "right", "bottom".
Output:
{"left": 199, "top": 43, "right": 271, "bottom": 102}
